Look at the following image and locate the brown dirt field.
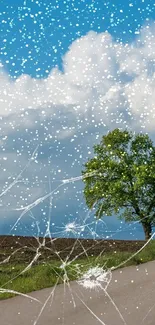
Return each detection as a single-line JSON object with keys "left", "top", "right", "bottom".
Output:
{"left": 0, "top": 235, "right": 146, "bottom": 263}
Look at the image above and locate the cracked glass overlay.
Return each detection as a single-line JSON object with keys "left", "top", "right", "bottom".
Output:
{"left": 0, "top": 0, "right": 155, "bottom": 324}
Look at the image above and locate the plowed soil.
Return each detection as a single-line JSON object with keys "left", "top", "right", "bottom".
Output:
{"left": 0, "top": 235, "right": 145, "bottom": 263}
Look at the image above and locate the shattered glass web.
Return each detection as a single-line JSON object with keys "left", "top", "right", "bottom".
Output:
{"left": 0, "top": 0, "right": 155, "bottom": 324}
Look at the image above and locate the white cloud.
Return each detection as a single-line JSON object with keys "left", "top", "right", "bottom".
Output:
{"left": 0, "top": 22, "right": 155, "bottom": 133}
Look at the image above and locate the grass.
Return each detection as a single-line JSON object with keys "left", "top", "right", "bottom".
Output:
{"left": 0, "top": 240, "right": 155, "bottom": 300}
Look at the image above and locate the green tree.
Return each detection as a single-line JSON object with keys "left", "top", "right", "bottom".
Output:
{"left": 82, "top": 128, "right": 155, "bottom": 240}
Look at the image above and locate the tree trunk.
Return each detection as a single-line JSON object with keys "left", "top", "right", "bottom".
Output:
{"left": 142, "top": 222, "right": 152, "bottom": 241}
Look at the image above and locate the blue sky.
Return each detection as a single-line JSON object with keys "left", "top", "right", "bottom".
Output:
{"left": 1, "top": 0, "right": 155, "bottom": 78}
{"left": 0, "top": 0, "right": 155, "bottom": 240}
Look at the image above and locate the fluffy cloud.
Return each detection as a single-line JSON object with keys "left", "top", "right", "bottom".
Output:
{"left": 0, "top": 22, "right": 155, "bottom": 133}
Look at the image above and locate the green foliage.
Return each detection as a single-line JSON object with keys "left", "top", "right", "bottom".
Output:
{"left": 82, "top": 128, "right": 155, "bottom": 238}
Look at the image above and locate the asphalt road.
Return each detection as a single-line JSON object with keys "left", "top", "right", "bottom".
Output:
{"left": 0, "top": 260, "right": 155, "bottom": 325}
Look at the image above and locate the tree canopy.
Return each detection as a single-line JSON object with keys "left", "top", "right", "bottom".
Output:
{"left": 82, "top": 128, "right": 155, "bottom": 240}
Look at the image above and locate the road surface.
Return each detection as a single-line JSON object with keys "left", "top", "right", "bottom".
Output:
{"left": 0, "top": 260, "right": 155, "bottom": 325}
